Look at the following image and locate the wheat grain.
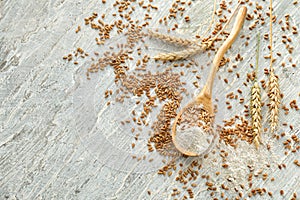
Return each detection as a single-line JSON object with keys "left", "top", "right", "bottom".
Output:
{"left": 148, "top": 29, "right": 196, "bottom": 46}
{"left": 268, "top": 68, "right": 280, "bottom": 132}
{"left": 251, "top": 82, "right": 262, "bottom": 149}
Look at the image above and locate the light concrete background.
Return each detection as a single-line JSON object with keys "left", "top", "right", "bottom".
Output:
{"left": 0, "top": 0, "right": 299, "bottom": 199}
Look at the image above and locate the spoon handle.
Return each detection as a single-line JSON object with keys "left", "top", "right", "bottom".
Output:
{"left": 202, "top": 6, "right": 247, "bottom": 97}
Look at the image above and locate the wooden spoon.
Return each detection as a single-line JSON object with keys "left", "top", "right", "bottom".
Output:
{"left": 172, "top": 6, "right": 247, "bottom": 156}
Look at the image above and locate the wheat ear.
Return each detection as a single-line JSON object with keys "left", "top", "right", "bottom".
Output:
{"left": 268, "top": 68, "right": 280, "bottom": 132}
{"left": 148, "top": 29, "right": 196, "bottom": 46}
{"left": 251, "top": 34, "right": 262, "bottom": 149}
{"left": 153, "top": 43, "right": 209, "bottom": 61}
{"left": 251, "top": 82, "right": 262, "bottom": 148}
{"left": 268, "top": 0, "right": 280, "bottom": 133}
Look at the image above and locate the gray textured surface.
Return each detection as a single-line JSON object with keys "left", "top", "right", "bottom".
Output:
{"left": 0, "top": 0, "right": 300, "bottom": 199}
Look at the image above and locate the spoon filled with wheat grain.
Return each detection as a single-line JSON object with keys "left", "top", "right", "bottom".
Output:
{"left": 172, "top": 6, "right": 247, "bottom": 156}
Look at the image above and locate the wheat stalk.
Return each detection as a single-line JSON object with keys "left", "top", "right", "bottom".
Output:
{"left": 268, "top": 0, "right": 280, "bottom": 133}
{"left": 251, "top": 34, "right": 262, "bottom": 149}
{"left": 148, "top": 29, "right": 196, "bottom": 46}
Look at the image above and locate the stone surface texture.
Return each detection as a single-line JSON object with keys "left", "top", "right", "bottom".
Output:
{"left": 0, "top": 0, "right": 299, "bottom": 200}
